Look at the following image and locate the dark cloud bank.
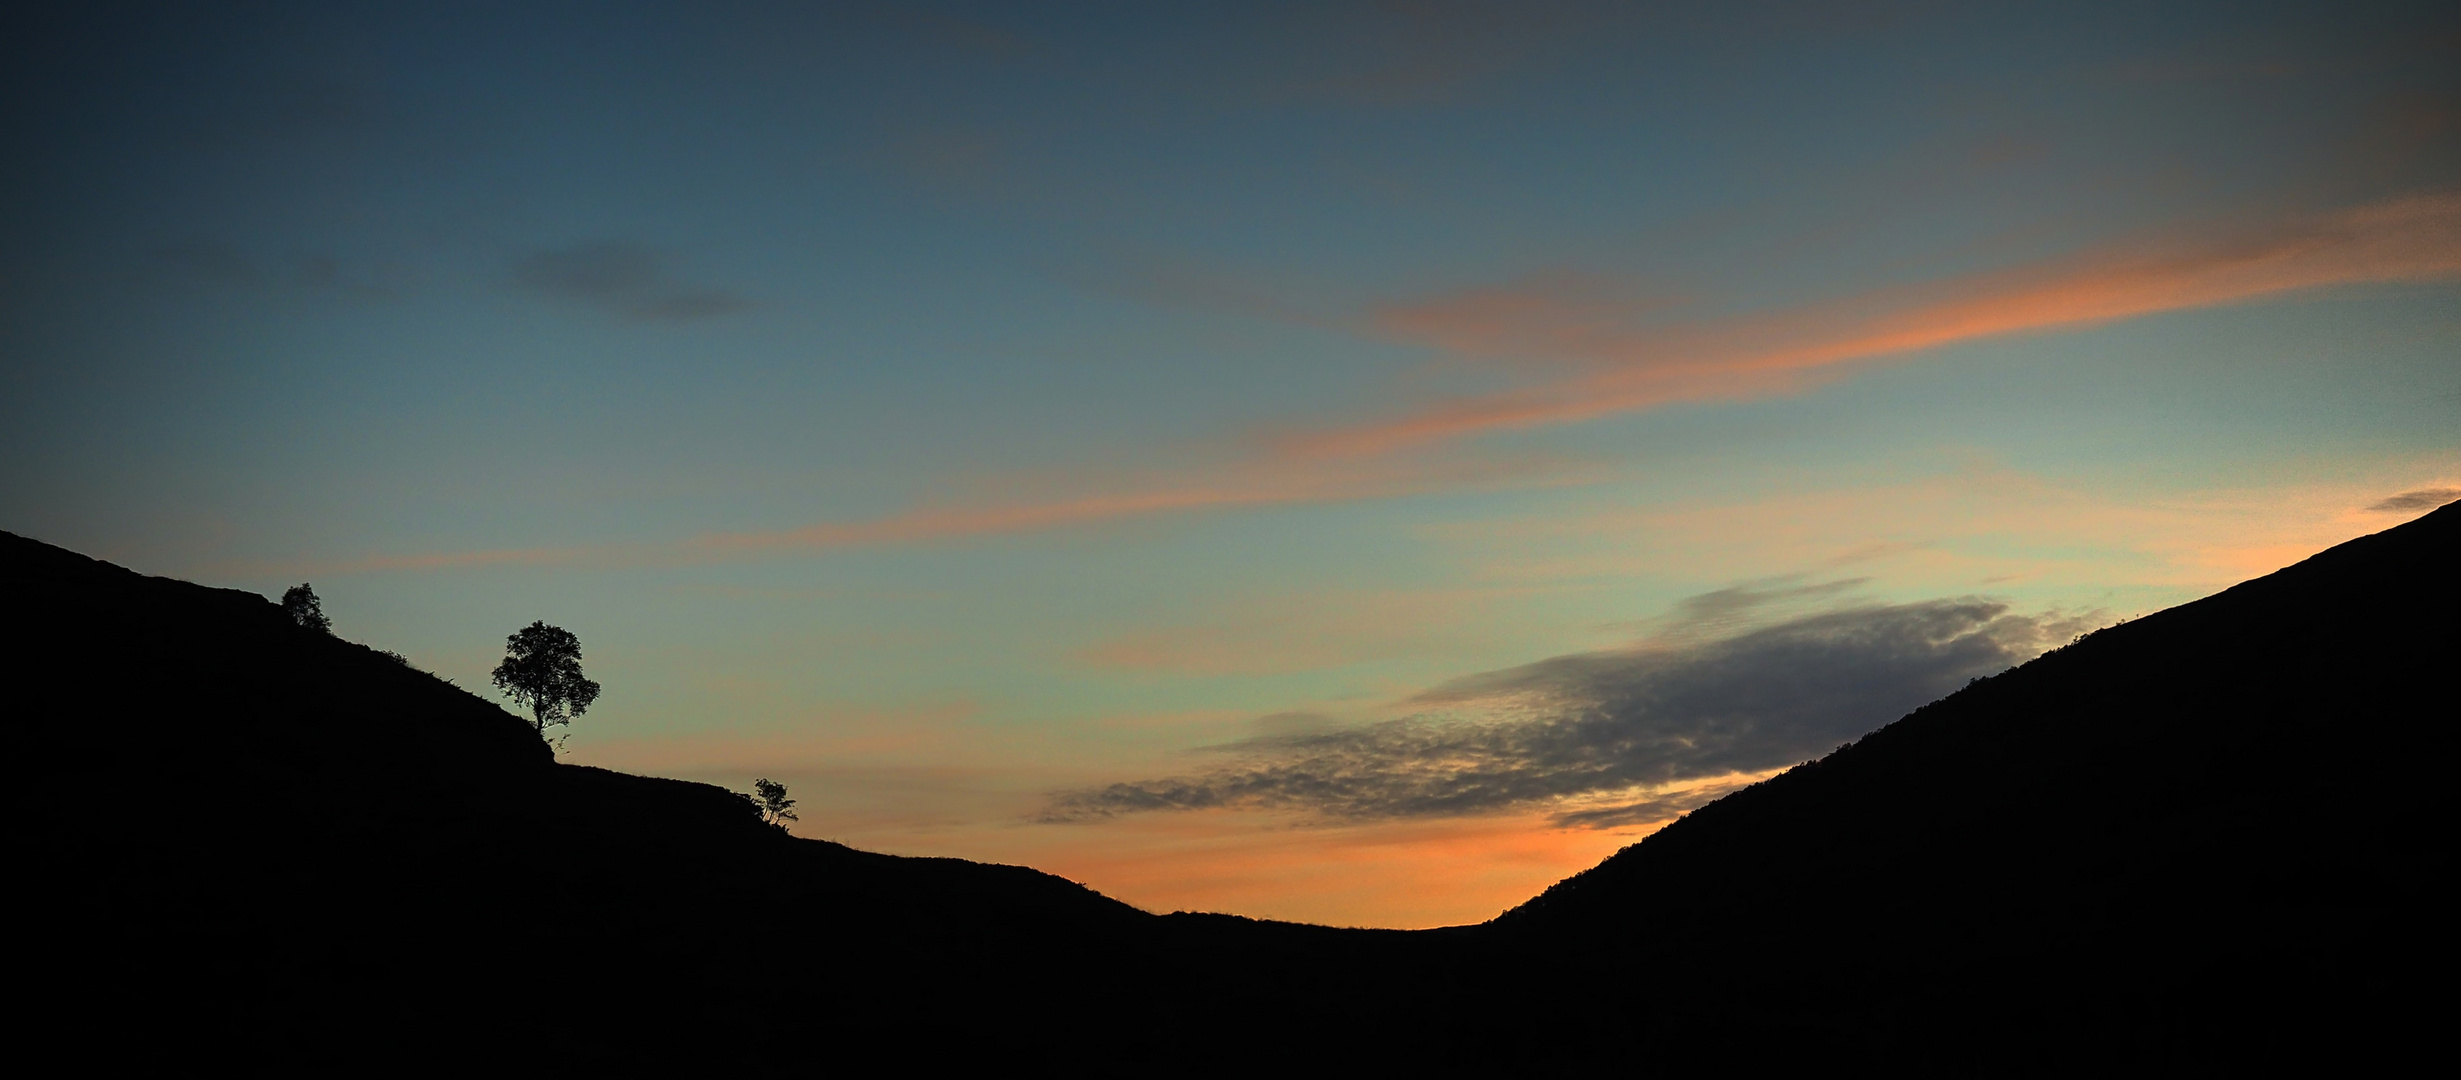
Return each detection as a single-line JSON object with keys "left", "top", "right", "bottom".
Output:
{"left": 1045, "top": 590, "right": 2093, "bottom": 830}
{"left": 512, "top": 242, "right": 750, "bottom": 321}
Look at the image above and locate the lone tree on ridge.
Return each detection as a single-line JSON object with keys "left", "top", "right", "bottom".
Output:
{"left": 490, "top": 621, "right": 601, "bottom": 749}
{"left": 749, "top": 778, "right": 797, "bottom": 831}
{"left": 281, "top": 584, "right": 332, "bottom": 634}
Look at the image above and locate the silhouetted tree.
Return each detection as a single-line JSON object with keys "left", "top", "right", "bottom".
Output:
{"left": 281, "top": 583, "right": 331, "bottom": 634}
{"left": 751, "top": 778, "right": 797, "bottom": 830}
{"left": 490, "top": 622, "right": 602, "bottom": 749}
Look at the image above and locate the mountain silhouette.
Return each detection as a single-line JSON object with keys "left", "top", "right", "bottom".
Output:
{"left": 12, "top": 530, "right": 1152, "bottom": 1065}
{"left": 12, "top": 500, "right": 2453, "bottom": 1066}
{"left": 1483, "top": 497, "right": 2457, "bottom": 1064}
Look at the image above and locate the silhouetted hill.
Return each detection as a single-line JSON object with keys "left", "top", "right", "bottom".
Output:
{"left": 13, "top": 502, "right": 2454, "bottom": 1067}
{"left": 11, "top": 531, "right": 1152, "bottom": 1064}
{"left": 1486, "top": 498, "right": 2459, "bottom": 1063}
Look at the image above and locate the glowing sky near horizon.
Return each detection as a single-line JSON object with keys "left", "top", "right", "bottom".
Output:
{"left": 4, "top": 2, "right": 2456, "bottom": 927}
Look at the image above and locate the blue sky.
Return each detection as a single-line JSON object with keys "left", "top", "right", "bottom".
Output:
{"left": 5, "top": 1, "right": 2456, "bottom": 925}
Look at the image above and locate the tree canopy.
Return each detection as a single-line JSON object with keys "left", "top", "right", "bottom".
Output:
{"left": 490, "top": 621, "right": 601, "bottom": 748}
{"left": 280, "top": 583, "right": 331, "bottom": 634}
{"left": 750, "top": 778, "right": 798, "bottom": 830}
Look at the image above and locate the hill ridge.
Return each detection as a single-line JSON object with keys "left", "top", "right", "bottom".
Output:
{"left": 12, "top": 502, "right": 2453, "bottom": 1065}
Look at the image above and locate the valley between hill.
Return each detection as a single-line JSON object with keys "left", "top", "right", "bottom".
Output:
{"left": 13, "top": 501, "right": 2452, "bottom": 1067}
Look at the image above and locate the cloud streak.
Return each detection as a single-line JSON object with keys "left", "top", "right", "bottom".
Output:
{"left": 512, "top": 242, "right": 752, "bottom": 321}
{"left": 682, "top": 450, "right": 1582, "bottom": 555}
{"left": 1298, "top": 191, "right": 2461, "bottom": 457}
{"left": 2366, "top": 487, "right": 2461, "bottom": 513}
{"left": 1044, "top": 589, "right": 2090, "bottom": 829}
{"left": 318, "top": 491, "right": 1290, "bottom": 574}
{"left": 310, "top": 453, "right": 1586, "bottom": 574}
{"left": 322, "top": 194, "right": 2456, "bottom": 574}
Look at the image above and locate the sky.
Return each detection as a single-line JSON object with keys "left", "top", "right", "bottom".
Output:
{"left": 4, "top": 1, "right": 2457, "bottom": 928}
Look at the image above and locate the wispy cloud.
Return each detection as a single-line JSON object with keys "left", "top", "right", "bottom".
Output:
{"left": 316, "top": 492, "right": 1277, "bottom": 574}
{"left": 685, "top": 451, "right": 1577, "bottom": 554}
{"left": 317, "top": 543, "right": 616, "bottom": 574}
{"left": 511, "top": 242, "right": 752, "bottom": 321}
{"left": 147, "top": 238, "right": 404, "bottom": 298}
{"left": 1294, "top": 191, "right": 2461, "bottom": 457}
{"left": 689, "top": 487, "right": 1291, "bottom": 555}
{"left": 320, "top": 194, "right": 2458, "bottom": 574}
{"left": 2366, "top": 487, "right": 2461, "bottom": 513}
{"left": 1438, "top": 457, "right": 2461, "bottom": 597}
{"left": 1257, "top": 1, "right": 1612, "bottom": 106}
{"left": 1043, "top": 589, "right": 2090, "bottom": 829}
{"left": 308, "top": 452, "right": 1589, "bottom": 574}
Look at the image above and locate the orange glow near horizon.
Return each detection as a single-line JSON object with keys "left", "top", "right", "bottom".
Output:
{"left": 579, "top": 714, "right": 1793, "bottom": 927}
{"left": 1015, "top": 810, "right": 1643, "bottom": 927}
{"left": 557, "top": 470, "right": 2456, "bottom": 926}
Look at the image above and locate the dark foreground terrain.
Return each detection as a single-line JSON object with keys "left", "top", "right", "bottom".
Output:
{"left": 15, "top": 502, "right": 2454, "bottom": 1068}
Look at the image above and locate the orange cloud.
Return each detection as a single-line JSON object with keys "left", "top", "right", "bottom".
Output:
{"left": 689, "top": 486, "right": 1298, "bottom": 555}
{"left": 305, "top": 448, "right": 1586, "bottom": 574}
{"left": 303, "top": 194, "right": 2457, "bottom": 577}
{"left": 677, "top": 450, "right": 1581, "bottom": 558}
{"left": 1305, "top": 191, "right": 2461, "bottom": 457}
{"left": 305, "top": 494, "right": 1276, "bottom": 574}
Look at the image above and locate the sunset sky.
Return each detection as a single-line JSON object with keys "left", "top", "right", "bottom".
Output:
{"left": 5, "top": 1, "right": 2456, "bottom": 927}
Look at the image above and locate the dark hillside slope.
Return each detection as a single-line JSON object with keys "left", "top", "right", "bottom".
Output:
{"left": 8, "top": 531, "right": 1158, "bottom": 1063}
{"left": 1488, "top": 499, "right": 2459, "bottom": 1061}
{"left": 12, "top": 501, "right": 2452, "bottom": 1067}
